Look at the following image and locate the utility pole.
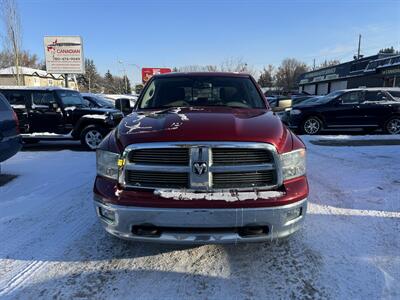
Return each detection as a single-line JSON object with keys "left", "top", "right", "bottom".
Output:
{"left": 357, "top": 34, "right": 362, "bottom": 59}
{"left": 118, "top": 60, "right": 128, "bottom": 93}
{"left": 313, "top": 59, "right": 316, "bottom": 70}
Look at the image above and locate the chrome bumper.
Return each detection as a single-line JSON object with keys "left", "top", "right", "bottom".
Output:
{"left": 94, "top": 197, "right": 307, "bottom": 244}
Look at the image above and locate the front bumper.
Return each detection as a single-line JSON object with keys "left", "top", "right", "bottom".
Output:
{"left": 94, "top": 197, "right": 307, "bottom": 244}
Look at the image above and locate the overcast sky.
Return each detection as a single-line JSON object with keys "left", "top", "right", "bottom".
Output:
{"left": 9, "top": 0, "right": 400, "bottom": 83}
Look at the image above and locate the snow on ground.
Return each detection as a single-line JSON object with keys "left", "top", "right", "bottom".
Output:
{"left": 0, "top": 135, "right": 399, "bottom": 299}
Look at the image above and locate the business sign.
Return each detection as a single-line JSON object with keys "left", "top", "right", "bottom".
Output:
{"left": 381, "top": 67, "right": 400, "bottom": 76}
{"left": 142, "top": 67, "right": 171, "bottom": 83}
{"left": 44, "top": 36, "right": 84, "bottom": 74}
{"left": 304, "top": 67, "right": 337, "bottom": 79}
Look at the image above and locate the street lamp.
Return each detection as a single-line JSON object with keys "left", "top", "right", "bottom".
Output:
{"left": 118, "top": 60, "right": 141, "bottom": 93}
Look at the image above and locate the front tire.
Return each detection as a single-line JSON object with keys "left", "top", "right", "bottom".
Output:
{"left": 302, "top": 116, "right": 322, "bottom": 135}
{"left": 80, "top": 125, "right": 106, "bottom": 150}
{"left": 384, "top": 116, "right": 400, "bottom": 135}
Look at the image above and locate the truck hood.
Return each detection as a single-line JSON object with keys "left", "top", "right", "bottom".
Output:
{"left": 116, "top": 107, "right": 292, "bottom": 153}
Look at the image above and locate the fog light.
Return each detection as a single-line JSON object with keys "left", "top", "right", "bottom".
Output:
{"left": 286, "top": 207, "right": 302, "bottom": 221}
{"left": 99, "top": 207, "right": 116, "bottom": 223}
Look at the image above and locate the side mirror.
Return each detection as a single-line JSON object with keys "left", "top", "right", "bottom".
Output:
{"left": 115, "top": 98, "right": 131, "bottom": 114}
{"left": 51, "top": 102, "right": 59, "bottom": 110}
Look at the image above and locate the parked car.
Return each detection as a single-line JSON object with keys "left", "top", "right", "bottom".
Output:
{"left": 81, "top": 93, "right": 115, "bottom": 109}
{"left": 93, "top": 72, "right": 308, "bottom": 244}
{"left": 0, "top": 87, "right": 124, "bottom": 149}
{"left": 278, "top": 96, "right": 323, "bottom": 123}
{"left": 0, "top": 92, "right": 22, "bottom": 168}
{"left": 285, "top": 88, "right": 400, "bottom": 135}
{"left": 265, "top": 93, "right": 318, "bottom": 113}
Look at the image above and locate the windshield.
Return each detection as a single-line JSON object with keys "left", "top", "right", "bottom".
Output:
{"left": 57, "top": 91, "right": 86, "bottom": 107}
{"left": 314, "top": 91, "right": 345, "bottom": 104}
{"left": 93, "top": 95, "right": 115, "bottom": 107}
{"left": 138, "top": 76, "right": 266, "bottom": 109}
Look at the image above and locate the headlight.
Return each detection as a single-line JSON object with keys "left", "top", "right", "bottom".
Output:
{"left": 279, "top": 148, "right": 306, "bottom": 180}
{"left": 290, "top": 109, "right": 301, "bottom": 115}
{"left": 96, "top": 150, "right": 120, "bottom": 180}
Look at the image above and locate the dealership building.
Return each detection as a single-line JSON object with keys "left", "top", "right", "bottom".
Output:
{"left": 298, "top": 53, "right": 400, "bottom": 95}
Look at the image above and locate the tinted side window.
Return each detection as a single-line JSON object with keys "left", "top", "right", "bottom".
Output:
{"left": 364, "top": 91, "right": 387, "bottom": 102}
{"left": 341, "top": 92, "right": 362, "bottom": 104}
{"left": 32, "top": 92, "right": 56, "bottom": 106}
{"left": 3, "top": 91, "right": 27, "bottom": 107}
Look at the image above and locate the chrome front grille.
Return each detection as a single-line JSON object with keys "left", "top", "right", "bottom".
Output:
{"left": 212, "top": 171, "right": 275, "bottom": 189}
{"left": 126, "top": 170, "right": 189, "bottom": 189}
{"left": 212, "top": 148, "right": 273, "bottom": 165}
{"left": 121, "top": 142, "right": 282, "bottom": 191}
{"left": 129, "top": 148, "right": 189, "bottom": 165}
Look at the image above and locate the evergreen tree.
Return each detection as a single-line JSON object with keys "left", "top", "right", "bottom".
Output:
{"left": 123, "top": 75, "right": 132, "bottom": 94}
{"left": 135, "top": 83, "right": 144, "bottom": 95}
{"left": 379, "top": 46, "right": 399, "bottom": 54}
{"left": 103, "top": 70, "right": 115, "bottom": 93}
{"left": 77, "top": 59, "right": 101, "bottom": 92}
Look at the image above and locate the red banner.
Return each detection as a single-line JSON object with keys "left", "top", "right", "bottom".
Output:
{"left": 142, "top": 68, "right": 172, "bottom": 84}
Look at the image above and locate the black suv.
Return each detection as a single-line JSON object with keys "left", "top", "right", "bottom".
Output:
{"left": 0, "top": 87, "right": 124, "bottom": 149}
{"left": 285, "top": 88, "right": 400, "bottom": 135}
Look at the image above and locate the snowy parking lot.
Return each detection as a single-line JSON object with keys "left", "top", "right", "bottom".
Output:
{"left": 0, "top": 136, "right": 399, "bottom": 299}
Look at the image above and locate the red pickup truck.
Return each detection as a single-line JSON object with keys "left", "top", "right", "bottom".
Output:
{"left": 93, "top": 72, "right": 308, "bottom": 243}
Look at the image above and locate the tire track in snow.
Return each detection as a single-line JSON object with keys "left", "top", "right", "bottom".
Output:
{"left": 0, "top": 182, "right": 95, "bottom": 297}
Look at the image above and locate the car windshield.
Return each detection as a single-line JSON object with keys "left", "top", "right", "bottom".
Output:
{"left": 138, "top": 76, "right": 266, "bottom": 109}
{"left": 94, "top": 95, "right": 114, "bottom": 107}
{"left": 314, "top": 91, "right": 345, "bottom": 104}
{"left": 57, "top": 91, "right": 86, "bottom": 107}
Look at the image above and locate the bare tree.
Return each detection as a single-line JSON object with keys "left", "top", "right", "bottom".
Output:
{"left": 1, "top": 0, "right": 23, "bottom": 85}
{"left": 0, "top": 50, "right": 43, "bottom": 69}
{"left": 178, "top": 65, "right": 213, "bottom": 72}
{"left": 275, "top": 58, "right": 309, "bottom": 92}
{"left": 317, "top": 59, "right": 340, "bottom": 69}
{"left": 220, "top": 57, "right": 258, "bottom": 77}
{"left": 178, "top": 58, "right": 258, "bottom": 77}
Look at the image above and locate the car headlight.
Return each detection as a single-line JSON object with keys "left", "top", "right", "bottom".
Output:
{"left": 96, "top": 150, "right": 120, "bottom": 180}
{"left": 279, "top": 148, "right": 306, "bottom": 180}
{"left": 290, "top": 109, "right": 301, "bottom": 115}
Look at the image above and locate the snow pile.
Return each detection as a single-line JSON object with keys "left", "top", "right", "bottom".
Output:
{"left": 83, "top": 114, "right": 108, "bottom": 120}
{"left": 155, "top": 189, "right": 283, "bottom": 201}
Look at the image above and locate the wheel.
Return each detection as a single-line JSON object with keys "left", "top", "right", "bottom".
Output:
{"left": 302, "top": 117, "right": 322, "bottom": 135}
{"left": 80, "top": 125, "right": 106, "bottom": 150}
{"left": 384, "top": 116, "right": 400, "bottom": 135}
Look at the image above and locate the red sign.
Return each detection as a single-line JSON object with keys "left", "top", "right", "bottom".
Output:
{"left": 142, "top": 68, "right": 171, "bottom": 84}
